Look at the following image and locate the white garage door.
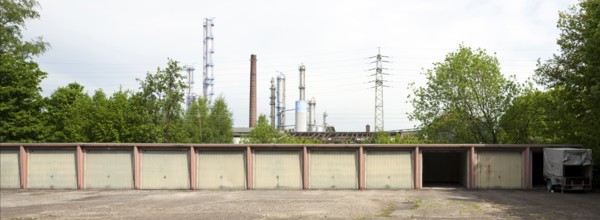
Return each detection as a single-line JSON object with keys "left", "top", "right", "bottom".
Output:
{"left": 0, "top": 149, "right": 20, "bottom": 189}
{"left": 477, "top": 151, "right": 522, "bottom": 189}
{"left": 309, "top": 150, "right": 357, "bottom": 189}
{"left": 28, "top": 150, "right": 77, "bottom": 189}
{"left": 141, "top": 150, "right": 190, "bottom": 189}
{"left": 85, "top": 150, "right": 133, "bottom": 189}
{"left": 366, "top": 150, "right": 413, "bottom": 189}
{"left": 253, "top": 150, "right": 302, "bottom": 189}
{"left": 197, "top": 150, "right": 246, "bottom": 189}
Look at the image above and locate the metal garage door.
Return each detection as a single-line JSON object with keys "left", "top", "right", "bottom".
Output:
{"left": 477, "top": 151, "right": 522, "bottom": 189}
{"left": 197, "top": 150, "right": 246, "bottom": 189}
{"left": 141, "top": 150, "right": 190, "bottom": 189}
{"left": 253, "top": 150, "right": 302, "bottom": 189}
{"left": 0, "top": 149, "right": 20, "bottom": 188}
{"left": 309, "top": 150, "right": 358, "bottom": 189}
{"left": 28, "top": 150, "right": 77, "bottom": 189}
{"left": 366, "top": 150, "right": 413, "bottom": 189}
{"left": 85, "top": 150, "right": 133, "bottom": 189}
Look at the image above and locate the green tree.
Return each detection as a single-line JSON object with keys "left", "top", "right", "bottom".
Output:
{"left": 499, "top": 88, "right": 568, "bottom": 144}
{"left": 535, "top": 0, "right": 600, "bottom": 148}
{"left": 368, "top": 131, "right": 424, "bottom": 144}
{"left": 535, "top": 0, "right": 600, "bottom": 187}
{"left": 0, "top": 0, "right": 49, "bottom": 142}
{"left": 44, "top": 83, "right": 91, "bottom": 142}
{"left": 244, "top": 114, "right": 279, "bottom": 143}
{"left": 371, "top": 131, "right": 393, "bottom": 144}
{"left": 409, "top": 45, "right": 520, "bottom": 144}
{"left": 392, "top": 133, "right": 423, "bottom": 144}
{"left": 183, "top": 97, "right": 210, "bottom": 143}
{"left": 120, "top": 91, "right": 156, "bottom": 143}
{"left": 244, "top": 114, "right": 322, "bottom": 144}
{"left": 137, "top": 59, "right": 187, "bottom": 142}
{"left": 206, "top": 96, "right": 233, "bottom": 143}
{"left": 88, "top": 90, "right": 119, "bottom": 142}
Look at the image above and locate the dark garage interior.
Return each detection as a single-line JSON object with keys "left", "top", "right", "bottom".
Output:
{"left": 422, "top": 151, "right": 469, "bottom": 187}
{"left": 532, "top": 151, "right": 545, "bottom": 186}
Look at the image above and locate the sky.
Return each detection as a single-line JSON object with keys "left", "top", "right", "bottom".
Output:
{"left": 24, "top": 0, "right": 575, "bottom": 132}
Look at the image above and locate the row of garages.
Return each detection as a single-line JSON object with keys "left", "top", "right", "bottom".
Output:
{"left": 0, "top": 144, "right": 574, "bottom": 190}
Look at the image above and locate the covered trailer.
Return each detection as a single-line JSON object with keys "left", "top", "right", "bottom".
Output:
{"left": 544, "top": 148, "right": 592, "bottom": 192}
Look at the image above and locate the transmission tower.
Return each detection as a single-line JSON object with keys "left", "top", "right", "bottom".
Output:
{"left": 185, "top": 67, "right": 196, "bottom": 110}
{"left": 202, "top": 18, "right": 215, "bottom": 104}
{"left": 369, "top": 48, "right": 389, "bottom": 132}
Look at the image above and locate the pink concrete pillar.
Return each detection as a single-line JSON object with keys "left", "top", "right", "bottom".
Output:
{"left": 523, "top": 147, "right": 531, "bottom": 190}
{"left": 303, "top": 146, "right": 309, "bottom": 189}
{"left": 358, "top": 146, "right": 365, "bottom": 190}
{"left": 246, "top": 146, "right": 253, "bottom": 190}
{"left": 190, "top": 146, "right": 197, "bottom": 190}
{"left": 414, "top": 146, "right": 421, "bottom": 189}
{"left": 19, "top": 145, "right": 28, "bottom": 190}
{"left": 470, "top": 146, "right": 477, "bottom": 189}
{"left": 133, "top": 146, "right": 141, "bottom": 189}
{"left": 76, "top": 145, "right": 84, "bottom": 190}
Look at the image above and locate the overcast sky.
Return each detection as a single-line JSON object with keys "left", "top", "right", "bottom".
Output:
{"left": 24, "top": 0, "right": 575, "bottom": 132}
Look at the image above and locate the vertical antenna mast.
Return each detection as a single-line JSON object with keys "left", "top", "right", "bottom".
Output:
{"left": 203, "top": 18, "right": 215, "bottom": 104}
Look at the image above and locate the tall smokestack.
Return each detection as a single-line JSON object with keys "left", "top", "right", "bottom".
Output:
{"left": 249, "top": 54, "right": 257, "bottom": 127}
{"left": 295, "top": 64, "right": 307, "bottom": 132}
{"left": 299, "top": 64, "right": 305, "bottom": 101}
{"left": 308, "top": 97, "right": 316, "bottom": 132}
{"left": 323, "top": 111, "right": 328, "bottom": 132}
{"left": 270, "top": 77, "right": 276, "bottom": 128}
{"left": 276, "top": 73, "right": 286, "bottom": 131}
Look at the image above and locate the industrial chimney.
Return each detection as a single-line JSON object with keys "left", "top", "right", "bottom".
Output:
{"left": 295, "top": 64, "right": 307, "bottom": 132}
{"left": 249, "top": 54, "right": 257, "bottom": 127}
{"left": 308, "top": 97, "right": 316, "bottom": 132}
{"left": 323, "top": 111, "right": 328, "bottom": 132}
{"left": 276, "top": 73, "right": 286, "bottom": 131}
{"left": 270, "top": 77, "right": 276, "bottom": 128}
{"left": 299, "top": 64, "right": 305, "bottom": 101}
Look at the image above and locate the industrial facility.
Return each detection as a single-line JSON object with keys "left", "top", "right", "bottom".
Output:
{"left": 0, "top": 143, "right": 582, "bottom": 190}
{"left": 246, "top": 52, "right": 332, "bottom": 134}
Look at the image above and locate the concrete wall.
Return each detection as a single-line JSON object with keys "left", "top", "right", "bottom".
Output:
{"left": 0, "top": 143, "right": 580, "bottom": 190}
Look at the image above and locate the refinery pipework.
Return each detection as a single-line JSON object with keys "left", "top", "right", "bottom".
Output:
{"left": 308, "top": 97, "right": 316, "bottom": 132}
{"left": 202, "top": 18, "right": 215, "bottom": 104}
{"left": 295, "top": 64, "right": 307, "bottom": 132}
{"left": 276, "top": 73, "right": 286, "bottom": 131}
{"left": 270, "top": 77, "right": 276, "bottom": 128}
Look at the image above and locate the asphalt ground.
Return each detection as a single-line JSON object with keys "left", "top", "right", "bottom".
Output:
{"left": 1, "top": 188, "right": 599, "bottom": 219}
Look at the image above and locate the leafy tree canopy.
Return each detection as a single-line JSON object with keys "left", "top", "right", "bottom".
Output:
{"left": 535, "top": 0, "right": 600, "bottom": 148}
{"left": 0, "top": 0, "right": 48, "bottom": 142}
{"left": 409, "top": 44, "right": 521, "bottom": 144}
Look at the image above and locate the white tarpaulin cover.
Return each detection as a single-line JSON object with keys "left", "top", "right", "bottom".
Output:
{"left": 544, "top": 148, "right": 592, "bottom": 177}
